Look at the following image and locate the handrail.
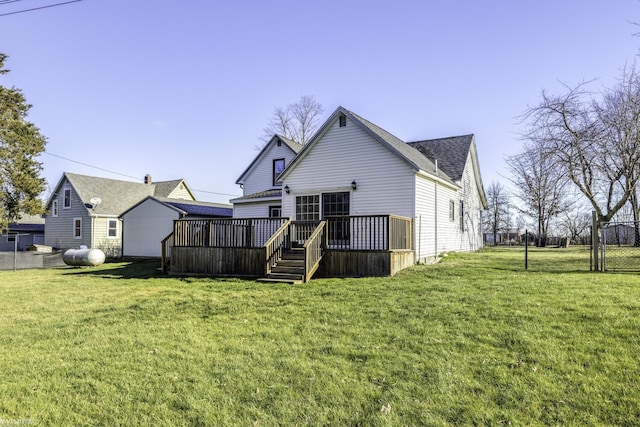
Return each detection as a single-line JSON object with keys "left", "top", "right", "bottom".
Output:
{"left": 264, "top": 219, "right": 291, "bottom": 274}
{"left": 303, "top": 221, "right": 326, "bottom": 282}
{"left": 160, "top": 231, "right": 174, "bottom": 273}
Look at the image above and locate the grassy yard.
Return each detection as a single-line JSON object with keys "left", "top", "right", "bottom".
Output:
{"left": 0, "top": 247, "right": 639, "bottom": 425}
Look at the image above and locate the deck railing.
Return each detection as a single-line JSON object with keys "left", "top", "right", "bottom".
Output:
{"left": 324, "top": 215, "right": 413, "bottom": 251}
{"left": 173, "top": 217, "right": 288, "bottom": 248}
{"left": 160, "top": 231, "right": 173, "bottom": 273}
{"left": 303, "top": 221, "right": 327, "bottom": 282}
{"left": 263, "top": 219, "right": 291, "bottom": 274}
{"left": 170, "top": 215, "right": 412, "bottom": 252}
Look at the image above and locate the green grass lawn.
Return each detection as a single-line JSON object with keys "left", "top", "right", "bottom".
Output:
{"left": 1, "top": 247, "right": 639, "bottom": 425}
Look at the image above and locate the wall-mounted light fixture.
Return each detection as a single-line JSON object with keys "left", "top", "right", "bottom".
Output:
{"left": 351, "top": 180, "right": 357, "bottom": 191}
{"left": 284, "top": 185, "right": 290, "bottom": 194}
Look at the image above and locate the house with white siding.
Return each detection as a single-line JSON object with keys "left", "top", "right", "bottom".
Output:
{"left": 232, "top": 134, "right": 302, "bottom": 218}
{"left": 44, "top": 173, "right": 196, "bottom": 257}
{"left": 278, "top": 107, "right": 487, "bottom": 263}
{"left": 120, "top": 196, "right": 232, "bottom": 258}
{"left": 167, "top": 106, "right": 487, "bottom": 281}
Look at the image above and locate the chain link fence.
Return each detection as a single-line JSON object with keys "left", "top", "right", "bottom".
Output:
{"left": 600, "top": 221, "right": 640, "bottom": 272}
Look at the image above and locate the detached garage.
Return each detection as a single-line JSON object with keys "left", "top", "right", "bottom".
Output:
{"left": 120, "top": 196, "right": 232, "bottom": 257}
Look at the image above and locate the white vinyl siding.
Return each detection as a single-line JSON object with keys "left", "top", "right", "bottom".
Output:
{"left": 241, "top": 142, "right": 299, "bottom": 196}
{"left": 282, "top": 117, "right": 415, "bottom": 219}
{"left": 121, "top": 198, "right": 178, "bottom": 257}
{"left": 233, "top": 200, "right": 275, "bottom": 219}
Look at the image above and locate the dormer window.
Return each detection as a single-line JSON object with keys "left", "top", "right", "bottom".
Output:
{"left": 339, "top": 114, "right": 347, "bottom": 127}
{"left": 273, "top": 158, "right": 285, "bottom": 186}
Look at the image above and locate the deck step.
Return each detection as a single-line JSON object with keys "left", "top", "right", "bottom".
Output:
{"left": 257, "top": 277, "right": 303, "bottom": 285}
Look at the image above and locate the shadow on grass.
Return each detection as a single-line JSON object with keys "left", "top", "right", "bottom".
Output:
{"left": 60, "top": 259, "right": 261, "bottom": 284}
{"left": 60, "top": 259, "right": 171, "bottom": 280}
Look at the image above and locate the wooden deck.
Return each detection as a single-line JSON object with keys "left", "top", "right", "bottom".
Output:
{"left": 163, "top": 215, "right": 414, "bottom": 280}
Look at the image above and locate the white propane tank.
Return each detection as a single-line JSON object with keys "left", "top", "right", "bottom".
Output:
{"left": 63, "top": 246, "right": 106, "bottom": 267}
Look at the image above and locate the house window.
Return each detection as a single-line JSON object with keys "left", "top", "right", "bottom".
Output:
{"left": 107, "top": 219, "right": 118, "bottom": 238}
{"left": 277, "top": 139, "right": 282, "bottom": 146}
{"left": 295, "top": 195, "right": 320, "bottom": 221}
{"left": 73, "top": 218, "right": 82, "bottom": 239}
{"left": 52, "top": 200, "right": 59, "bottom": 217}
{"left": 460, "top": 200, "right": 465, "bottom": 232}
{"left": 339, "top": 114, "right": 347, "bottom": 127}
{"left": 273, "top": 158, "right": 285, "bottom": 186}
{"left": 63, "top": 188, "right": 71, "bottom": 209}
{"left": 269, "top": 206, "right": 282, "bottom": 218}
{"left": 449, "top": 200, "right": 455, "bottom": 222}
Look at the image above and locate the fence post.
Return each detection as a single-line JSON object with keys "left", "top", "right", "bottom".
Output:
{"left": 525, "top": 229, "right": 528, "bottom": 270}
{"left": 591, "top": 211, "right": 598, "bottom": 272}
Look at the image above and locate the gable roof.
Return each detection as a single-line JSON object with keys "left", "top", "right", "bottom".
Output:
{"left": 46, "top": 172, "right": 193, "bottom": 216}
{"left": 119, "top": 196, "right": 232, "bottom": 218}
{"left": 278, "top": 106, "right": 456, "bottom": 185}
{"left": 235, "top": 134, "right": 303, "bottom": 185}
{"left": 408, "top": 135, "right": 474, "bottom": 182}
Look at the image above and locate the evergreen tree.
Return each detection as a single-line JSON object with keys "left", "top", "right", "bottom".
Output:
{"left": 0, "top": 53, "right": 47, "bottom": 229}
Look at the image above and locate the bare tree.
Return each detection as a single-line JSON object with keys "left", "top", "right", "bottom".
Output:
{"left": 558, "top": 207, "right": 592, "bottom": 245}
{"left": 483, "top": 181, "right": 510, "bottom": 245}
{"left": 522, "top": 65, "right": 640, "bottom": 235}
{"left": 506, "top": 140, "right": 570, "bottom": 247}
{"left": 262, "top": 95, "right": 324, "bottom": 145}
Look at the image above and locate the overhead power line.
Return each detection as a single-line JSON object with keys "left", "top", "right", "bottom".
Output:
{"left": 42, "top": 151, "right": 240, "bottom": 197}
{"left": 0, "top": 0, "right": 83, "bottom": 17}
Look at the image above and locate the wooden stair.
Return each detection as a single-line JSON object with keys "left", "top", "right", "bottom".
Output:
{"left": 258, "top": 248, "right": 305, "bottom": 284}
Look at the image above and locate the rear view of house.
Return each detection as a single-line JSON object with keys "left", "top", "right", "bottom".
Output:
{"left": 166, "top": 106, "right": 488, "bottom": 280}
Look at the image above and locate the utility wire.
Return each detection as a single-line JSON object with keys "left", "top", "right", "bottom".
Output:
{"left": 0, "top": 0, "right": 82, "bottom": 17}
{"left": 42, "top": 151, "right": 241, "bottom": 197}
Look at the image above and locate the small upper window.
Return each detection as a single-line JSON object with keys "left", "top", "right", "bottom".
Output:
{"left": 52, "top": 200, "right": 59, "bottom": 217}
{"left": 449, "top": 200, "right": 455, "bottom": 222}
{"left": 276, "top": 139, "right": 282, "bottom": 146}
{"left": 273, "top": 159, "right": 285, "bottom": 186}
{"left": 63, "top": 188, "right": 71, "bottom": 209}
{"left": 339, "top": 114, "right": 347, "bottom": 127}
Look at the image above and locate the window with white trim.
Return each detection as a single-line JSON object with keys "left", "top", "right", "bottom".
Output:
{"left": 449, "top": 200, "right": 455, "bottom": 222}
{"left": 107, "top": 219, "right": 118, "bottom": 238}
{"left": 52, "top": 200, "right": 58, "bottom": 217}
{"left": 63, "top": 188, "right": 71, "bottom": 209}
{"left": 295, "top": 195, "right": 320, "bottom": 221}
{"left": 73, "top": 218, "right": 82, "bottom": 239}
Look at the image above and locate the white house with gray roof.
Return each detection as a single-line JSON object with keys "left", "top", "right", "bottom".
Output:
{"left": 231, "top": 134, "right": 303, "bottom": 218}
{"left": 277, "top": 106, "right": 488, "bottom": 262}
{"left": 44, "top": 173, "right": 196, "bottom": 257}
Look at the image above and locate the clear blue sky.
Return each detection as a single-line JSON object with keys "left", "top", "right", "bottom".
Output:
{"left": 1, "top": 0, "right": 639, "bottom": 203}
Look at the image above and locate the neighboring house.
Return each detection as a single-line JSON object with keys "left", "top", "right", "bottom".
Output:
{"left": 278, "top": 106, "right": 488, "bottom": 262}
{"left": 0, "top": 214, "right": 45, "bottom": 251}
{"left": 44, "top": 173, "right": 195, "bottom": 257}
{"left": 231, "top": 134, "right": 303, "bottom": 218}
{"left": 120, "top": 196, "right": 232, "bottom": 257}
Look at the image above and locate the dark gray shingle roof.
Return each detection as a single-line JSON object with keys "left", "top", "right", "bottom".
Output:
{"left": 407, "top": 135, "right": 474, "bottom": 182}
